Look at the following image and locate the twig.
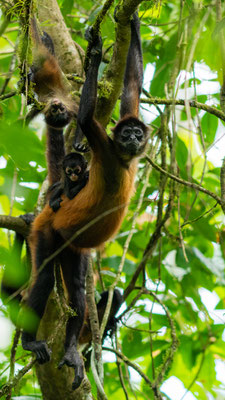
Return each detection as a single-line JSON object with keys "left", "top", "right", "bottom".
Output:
{"left": 96, "top": 251, "right": 105, "bottom": 291}
{"left": 216, "top": 0, "right": 225, "bottom": 113}
{"left": 181, "top": 202, "right": 218, "bottom": 228}
{"left": 220, "top": 157, "right": 225, "bottom": 213}
{"left": 140, "top": 97, "right": 225, "bottom": 123}
{"left": 124, "top": 186, "right": 174, "bottom": 300}
{"left": 144, "top": 290, "right": 178, "bottom": 388}
{"left": 86, "top": 259, "right": 107, "bottom": 399}
{"left": 119, "top": 288, "right": 144, "bottom": 319}
{"left": 6, "top": 329, "right": 21, "bottom": 400}
{"left": 177, "top": 193, "right": 188, "bottom": 262}
{"left": 0, "top": 90, "right": 17, "bottom": 100}
{"left": 145, "top": 154, "right": 222, "bottom": 206}
{"left": 0, "top": 51, "right": 17, "bottom": 95}
{"left": 115, "top": 334, "right": 129, "bottom": 400}
{"left": 0, "top": 359, "right": 36, "bottom": 398}
{"left": 102, "top": 347, "right": 153, "bottom": 390}
{"left": 179, "top": 350, "right": 206, "bottom": 400}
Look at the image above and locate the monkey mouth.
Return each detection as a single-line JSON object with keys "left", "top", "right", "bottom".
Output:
{"left": 70, "top": 175, "right": 78, "bottom": 182}
{"left": 125, "top": 141, "right": 140, "bottom": 155}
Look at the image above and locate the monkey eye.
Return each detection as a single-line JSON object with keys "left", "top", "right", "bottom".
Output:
{"left": 74, "top": 166, "right": 82, "bottom": 175}
{"left": 134, "top": 128, "right": 143, "bottom": 139}
{"left": 65, "top": 167, "right": 72, "bottom": 175}
{"left": 121, "top": 127, "right": 132, "bottom": 140}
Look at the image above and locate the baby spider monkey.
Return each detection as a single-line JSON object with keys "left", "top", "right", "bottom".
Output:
{"left": 48, "top": 153, "right": 89, "bottom": 212}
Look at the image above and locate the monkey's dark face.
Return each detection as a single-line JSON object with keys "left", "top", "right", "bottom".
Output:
{"left": 65, "top": 164, "right": 83, "bottom": 182}
{"left": 114, "top": 121, "right": 148, "bottom": 159}
{"left": 45, "top": 99, "right": 73, "bottom": 128}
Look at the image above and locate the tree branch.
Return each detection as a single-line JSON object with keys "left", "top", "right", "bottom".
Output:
{"left": 145, "top": 154, "right": 222, "bottom": 206}
{"left": 0, "top": 215, "right": 30, "bottom": 237}
{"left": 140, "top": 96, "right": 225, "bottom": 123}
{"left": 102, "top": 347, "right": 153, "bottom": 390}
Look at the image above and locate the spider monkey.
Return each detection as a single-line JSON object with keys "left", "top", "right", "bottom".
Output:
{"left": 29, "top": 17, "right": 76, "bottom": 125}
{"left": 48, "top": 153, "right": 89, "bottom": 212}
{"left": 21, "top": 13, "right": 148, "bottom": 390}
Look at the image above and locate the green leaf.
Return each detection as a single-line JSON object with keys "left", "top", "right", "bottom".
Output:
{"left": 0, "top": 122, "right": 45, "bottom": 169}
{"left": 201, "top": 112, "right": 218, "bottom": 144}
{"left": 176, "top": 136, "right": 188, "bottom": 171}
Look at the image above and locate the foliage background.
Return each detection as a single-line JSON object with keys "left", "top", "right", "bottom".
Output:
{"left": 0, "top": 0, "right": 225, "bottom": 399}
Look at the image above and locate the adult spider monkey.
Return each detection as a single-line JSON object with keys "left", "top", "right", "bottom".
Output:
{"left": 21, "top": 12, "right": 148, "bottom": 390}
{"left": 48, "top": 153, "right": 89, "bottom": 212}
{"left": 29, "top": 17, "right": 76, "bottom": 124}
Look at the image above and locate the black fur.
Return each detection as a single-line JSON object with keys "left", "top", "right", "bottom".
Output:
{"left": 48, "top": 153, "right": 89, "bottom": 212}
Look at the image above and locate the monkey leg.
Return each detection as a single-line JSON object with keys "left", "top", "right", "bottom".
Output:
{"left": 21, "top": 231, "right": 55, "bottom": 364}
{"left": 58, "top": 249, "right": 89, "bottom": 390}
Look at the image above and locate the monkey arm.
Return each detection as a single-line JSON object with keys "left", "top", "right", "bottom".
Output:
{"left": 120, "top": 13, "right": 143, "bottom": 118}
{"left": 74, "top": 33, "right": 108, "bottom": 151}
{"left": 46, "top": 126, "right": 65, "bottom": 185}
{"left": 49, "top": 184, "right": 64, "bottom": 212}
{"left": 68, "top": 176, "right": 89, "bottom": 200}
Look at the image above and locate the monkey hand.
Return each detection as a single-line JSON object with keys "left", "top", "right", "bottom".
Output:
{"left": 85, "top": 27, "right": 102, "bottom": 56}
{"left": 58, "top": 347, "right": 84, "bottom": 390}
{"left": 73, "top": 142, "right": 90, "bottom": 153}
{"left": 49, "top": 198, "right": 62, "bottom": 212}
{"left": 20, "top": 213, "right": 35, "bottom": 225}
{"left": 23, "top": 340, "right": 52, "bottom": 364}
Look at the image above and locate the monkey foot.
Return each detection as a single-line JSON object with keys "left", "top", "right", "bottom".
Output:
{"left": 22, "top": 340, "right": 52, "bottom": 364}
{"left": 45, "top": 99, "right": 72, "bottom": 128}
{"left": 58, "top": 347, "right": 84, "bottom": 390}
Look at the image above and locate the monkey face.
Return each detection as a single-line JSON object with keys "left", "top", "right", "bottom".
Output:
{"left": 65, "top": 165, "right": 83, "bottom": 182}
{"left": 115, "top": 121, "right": 148, "bottom": 158}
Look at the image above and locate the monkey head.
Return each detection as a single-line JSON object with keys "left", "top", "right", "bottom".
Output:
{"left": 63, "top": 153, "right": 87, "bottom": 182}
{"left": 112, "top": 115, "right": 148, "bottom": 160}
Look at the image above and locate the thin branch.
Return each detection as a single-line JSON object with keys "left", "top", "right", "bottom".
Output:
{"left": 145, "top": 154, "right": 222, "bottom": 206}
{"left": 115, "top": 334, "right": 129, "bottom": 400}
{"left": 144, "top": 290, "right": 178, "bottom": 388}
{"left": 6, "top": 329, "right": 21, "bottom": 400}
{"left": 0, "top": 90, "right": 17, "bottom": 100}
{"left": 102, "top": 347, "right": 154, "bottom": 390}
{"left": 124, "top": 185, "right": 175, "bottom": 300}
{"left": 220, "top": 157, "right": 225, "bottom": 213}
{"left": 140, "top": 97, "right": 225, "bottom": 123}
{"left": 0, "top": 359, "right": 36, "bottom": 399}
{"left": 86, "top": 259, "right": 107, "bottom": 400}
{"left": 181, "top": 202, "right": 218, "bottom": 228}
{"left": 179, "top": 350, "right": 206, "bottom": 400}
{"left": 177, "top": 193, "right": 188, "bottom": 262}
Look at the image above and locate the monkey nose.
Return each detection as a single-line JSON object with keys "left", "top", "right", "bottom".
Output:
{"left": 70, "top": 174, "right": 78, "bottom": 181}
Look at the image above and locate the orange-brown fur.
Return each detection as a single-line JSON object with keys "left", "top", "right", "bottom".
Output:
{"left": 30, "top": 18, "right": 75, "bottom": 115}
{"left": 32, "top": 153, "right": 137, "bottom": 251}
